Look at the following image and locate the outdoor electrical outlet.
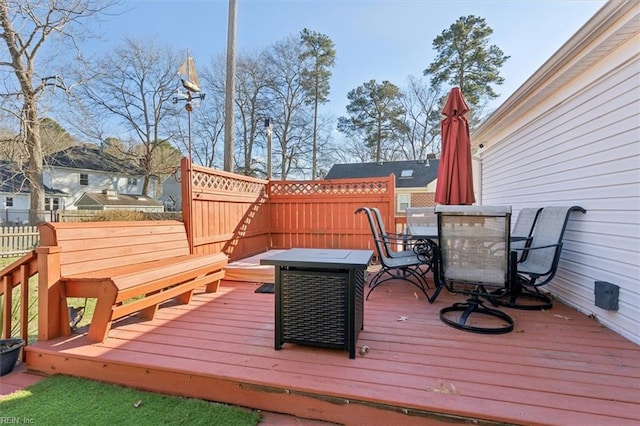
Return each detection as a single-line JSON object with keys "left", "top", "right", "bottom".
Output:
{"left": 594, "top": 281, "right": 619, "bottom": 311}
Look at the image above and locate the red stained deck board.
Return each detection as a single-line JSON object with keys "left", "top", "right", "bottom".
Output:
{"left": 25, "top": 278, "right": 640, "bottom": 425}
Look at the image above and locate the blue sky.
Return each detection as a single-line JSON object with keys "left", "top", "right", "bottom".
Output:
{"left": 92, "top": 0, "right": 606, "bottom": 118}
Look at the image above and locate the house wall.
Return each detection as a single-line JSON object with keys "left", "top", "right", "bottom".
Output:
{"left": 160, "top": 170, "right": 182, "bottom": 211}
{"left": 0, "top": 194, "right": 31, "bottom": 225}
{"left": 472, "top": 1, "right": 639, "bottom": 344}
{"left": 45, "top": 167, "right": 146, "bottom": 209}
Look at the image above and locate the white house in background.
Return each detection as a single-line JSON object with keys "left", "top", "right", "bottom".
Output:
{"left": 44, "top": 145, "right": 153, "bottom": 209}
{"left": 159, "top": 167, "right": 182, "bottom": 212}
{"left": 0, "top": 145, "right": 158, "bottom": 224}
{"left": 0, "top": 160, "right": 66, "bottom": 225}
{"left": 471, "top": 0, "right": 639, "bottom": 344}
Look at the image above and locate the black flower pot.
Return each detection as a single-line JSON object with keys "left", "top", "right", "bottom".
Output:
{"left": 1, "top": 338, "right": 25, "bottom": 376}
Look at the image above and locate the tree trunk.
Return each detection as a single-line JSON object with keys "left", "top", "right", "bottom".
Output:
{"left": 311, "top": 84, "right": 319, "bottom": 180}
{"left": 24, "top": 100, "right": 45, "bottom": 225}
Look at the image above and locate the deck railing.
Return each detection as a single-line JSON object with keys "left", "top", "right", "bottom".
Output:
{"left": 0, "top": 251, "right": 38, "bottom": 351}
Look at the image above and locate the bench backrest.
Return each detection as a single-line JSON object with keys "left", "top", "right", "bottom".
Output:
{"left": 38, "top": 220, "right": 191, "bottom": 276}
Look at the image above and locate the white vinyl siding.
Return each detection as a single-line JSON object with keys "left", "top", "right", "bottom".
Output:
{"left": 473, "top": 5, "right": 640, "bottom": 344}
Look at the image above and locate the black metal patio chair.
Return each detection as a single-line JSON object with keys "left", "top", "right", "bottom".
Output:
{"left": 498, "top": 205, "right": 587, "bottom": 310}
{"left": 511, "top": 207, "right": 543, "bottom": 262}
{"left": 434, "top": 205, "right": 516, "bottom": 334}
{"left": 370, "top": 207, "right": 418, "bottom": 260}
{"left": 355, "top": 207, "right": 440, "bottom": 302}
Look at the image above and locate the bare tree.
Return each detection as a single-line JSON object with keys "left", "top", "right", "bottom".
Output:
{"left": 234, "top": 52, "right": 271, "bottom": 176}
{"left": 264, "top": 36, "right": 312, "bottom": 179}
{"left": 77, "top": 37, "right": 182, "bottom": 195}
{"left": 399, "top": 75, "right": 443, "bottom": 159}
{"left": 0, "top": 0, "right": 118, "bottom": 222}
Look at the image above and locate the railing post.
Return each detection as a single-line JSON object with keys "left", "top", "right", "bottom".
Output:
{"left": 19, "top": 264, "right": 29, "bottom": 343}
{"left": 36, "top": 246, "right": 69, "bottom": 340}
{"left": 1, "top": 274, "right": 12, "bottom": 339}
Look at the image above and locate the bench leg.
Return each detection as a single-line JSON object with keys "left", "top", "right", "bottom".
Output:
{"left": 138, "top": 304, "right": 159, "bottom": 320}
{"left": 205, "top": 278, "right": 222, "bottom": 293}
{"left": 177, "top": 290, "right": 194, "bottom": 304}
{"left": 139, "top": 290, "right": 160, "bottom": 320}
{"left": 87, "top": 284, "right": 118, "bottom": 342}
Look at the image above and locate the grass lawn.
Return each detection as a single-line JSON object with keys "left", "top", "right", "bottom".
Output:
{"left": 1, "top": 374, "right": 261, "bottom": 425}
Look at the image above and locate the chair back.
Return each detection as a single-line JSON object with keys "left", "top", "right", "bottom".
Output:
{"left": 371, "top": 207, "right": 392, "bottom": 240}
{"left": 518, "top": 206, "right": 586, "bottom": 277}
{"left": 355, "top": 207, "right": 392, "bottom": 264}
{"left": 369, "top": 207, "right": 400, "bottom": 257}
{"left": 512, "top": 207, "right": 542, "bottom": 238}
{"left": 406, "top": 207, "right": 436, "bottom": 226}
{"left": 435, "top": 205, "right": 512, "bottom": 289}
{"left": 512, "top": 207, "right": 543, "bottom": 262}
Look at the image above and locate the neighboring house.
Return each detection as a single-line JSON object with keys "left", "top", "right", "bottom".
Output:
{"left": 471, "top": 1, "right": 639, "bottom": 344}
{"left": 0, "top": 145, "right": 158, "bottom": 223}
{"left": 44, "top": 145, "right": 154, "bottom": 209}
{"left": 325, "top": 159, "right": 439, "bottom": 213}
{"left": 0, "top": 160, "right": 66, "bottom": 225}
{"left": 159, "top": 167, "right": 182, "bottom": 212}
{"left": 75, "top": 189, "right": 163, "bottom": 212}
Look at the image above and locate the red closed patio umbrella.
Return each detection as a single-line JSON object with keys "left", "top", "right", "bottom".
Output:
{"left": 435, "top": 87, "right": 475, "bottom": 205}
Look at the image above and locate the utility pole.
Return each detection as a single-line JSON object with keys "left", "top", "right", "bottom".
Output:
{"left": 223, "top": 0, "right": 237, "bottom": 172}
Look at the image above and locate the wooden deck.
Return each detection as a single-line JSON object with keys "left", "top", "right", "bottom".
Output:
{"left": 24, "top": 267, "right": 640, "bottom": 425}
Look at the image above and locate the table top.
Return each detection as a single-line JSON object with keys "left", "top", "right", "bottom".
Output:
{"left": 260, "top": 248, "right": 373, "bottom": 269}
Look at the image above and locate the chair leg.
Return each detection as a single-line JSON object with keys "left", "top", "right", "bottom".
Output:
{"left": 366, "top": 266, "right": 437, "bottom": 302}
{"left": 494, "top": 286, "right": 553, "bottom": 310}
{"left": 440, "top": 296, "right": 514, "bottom": 334}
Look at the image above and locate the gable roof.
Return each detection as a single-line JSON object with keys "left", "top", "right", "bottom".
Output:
{"left": 45, "top": 145, "right": 145, "bottom": 175}
{"left": 325, "top": 160, "right": 439, "bottom": 188}
{"left": 0, "top": 160, "right": 66, "bottom": 195}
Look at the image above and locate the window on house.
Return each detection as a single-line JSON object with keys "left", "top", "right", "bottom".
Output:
{"left": 399, "top": 169, "right": 414, "bottom": 178}
{"left": 44, "top": 198, "right": 60, "bottom": 211}
{"left": 127, "top": 177, "right": 138, "bottom": 186}
{"left": 5, "top": 197, "right": 13, "bottom": 207}
{"left": 80, "top": 173, "right": 89, "bottom": 185}
{"left": 397, "top": 194, "right": 410, "bottom": 213}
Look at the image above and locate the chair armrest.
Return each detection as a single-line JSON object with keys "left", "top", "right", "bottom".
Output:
{"left": 512, "top": 242, "right": 561, "bottom": 251}
{"left": 381, "top": 232, "right": 407, "bottom": 242}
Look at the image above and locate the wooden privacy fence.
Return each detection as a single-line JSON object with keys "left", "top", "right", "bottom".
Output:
{"left": 181, "top": 158, "right": 271, "bottom": 260}
{"left": 267, "top": 177, "right": 396, "bottom": 250}
{"left": 180, "top": 158, "right": 396, "bottom": 260}
{"left": 0, "top": 226, "right": 39, "bottom": 258}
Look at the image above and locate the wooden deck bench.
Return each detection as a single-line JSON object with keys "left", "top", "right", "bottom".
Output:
{"left": 37, "top": 220, "right": 228, "bottom": 342}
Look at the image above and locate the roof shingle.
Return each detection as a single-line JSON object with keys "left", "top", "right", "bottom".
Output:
{"left": 325, "top": 160, "right": 439, "bottom": 188}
